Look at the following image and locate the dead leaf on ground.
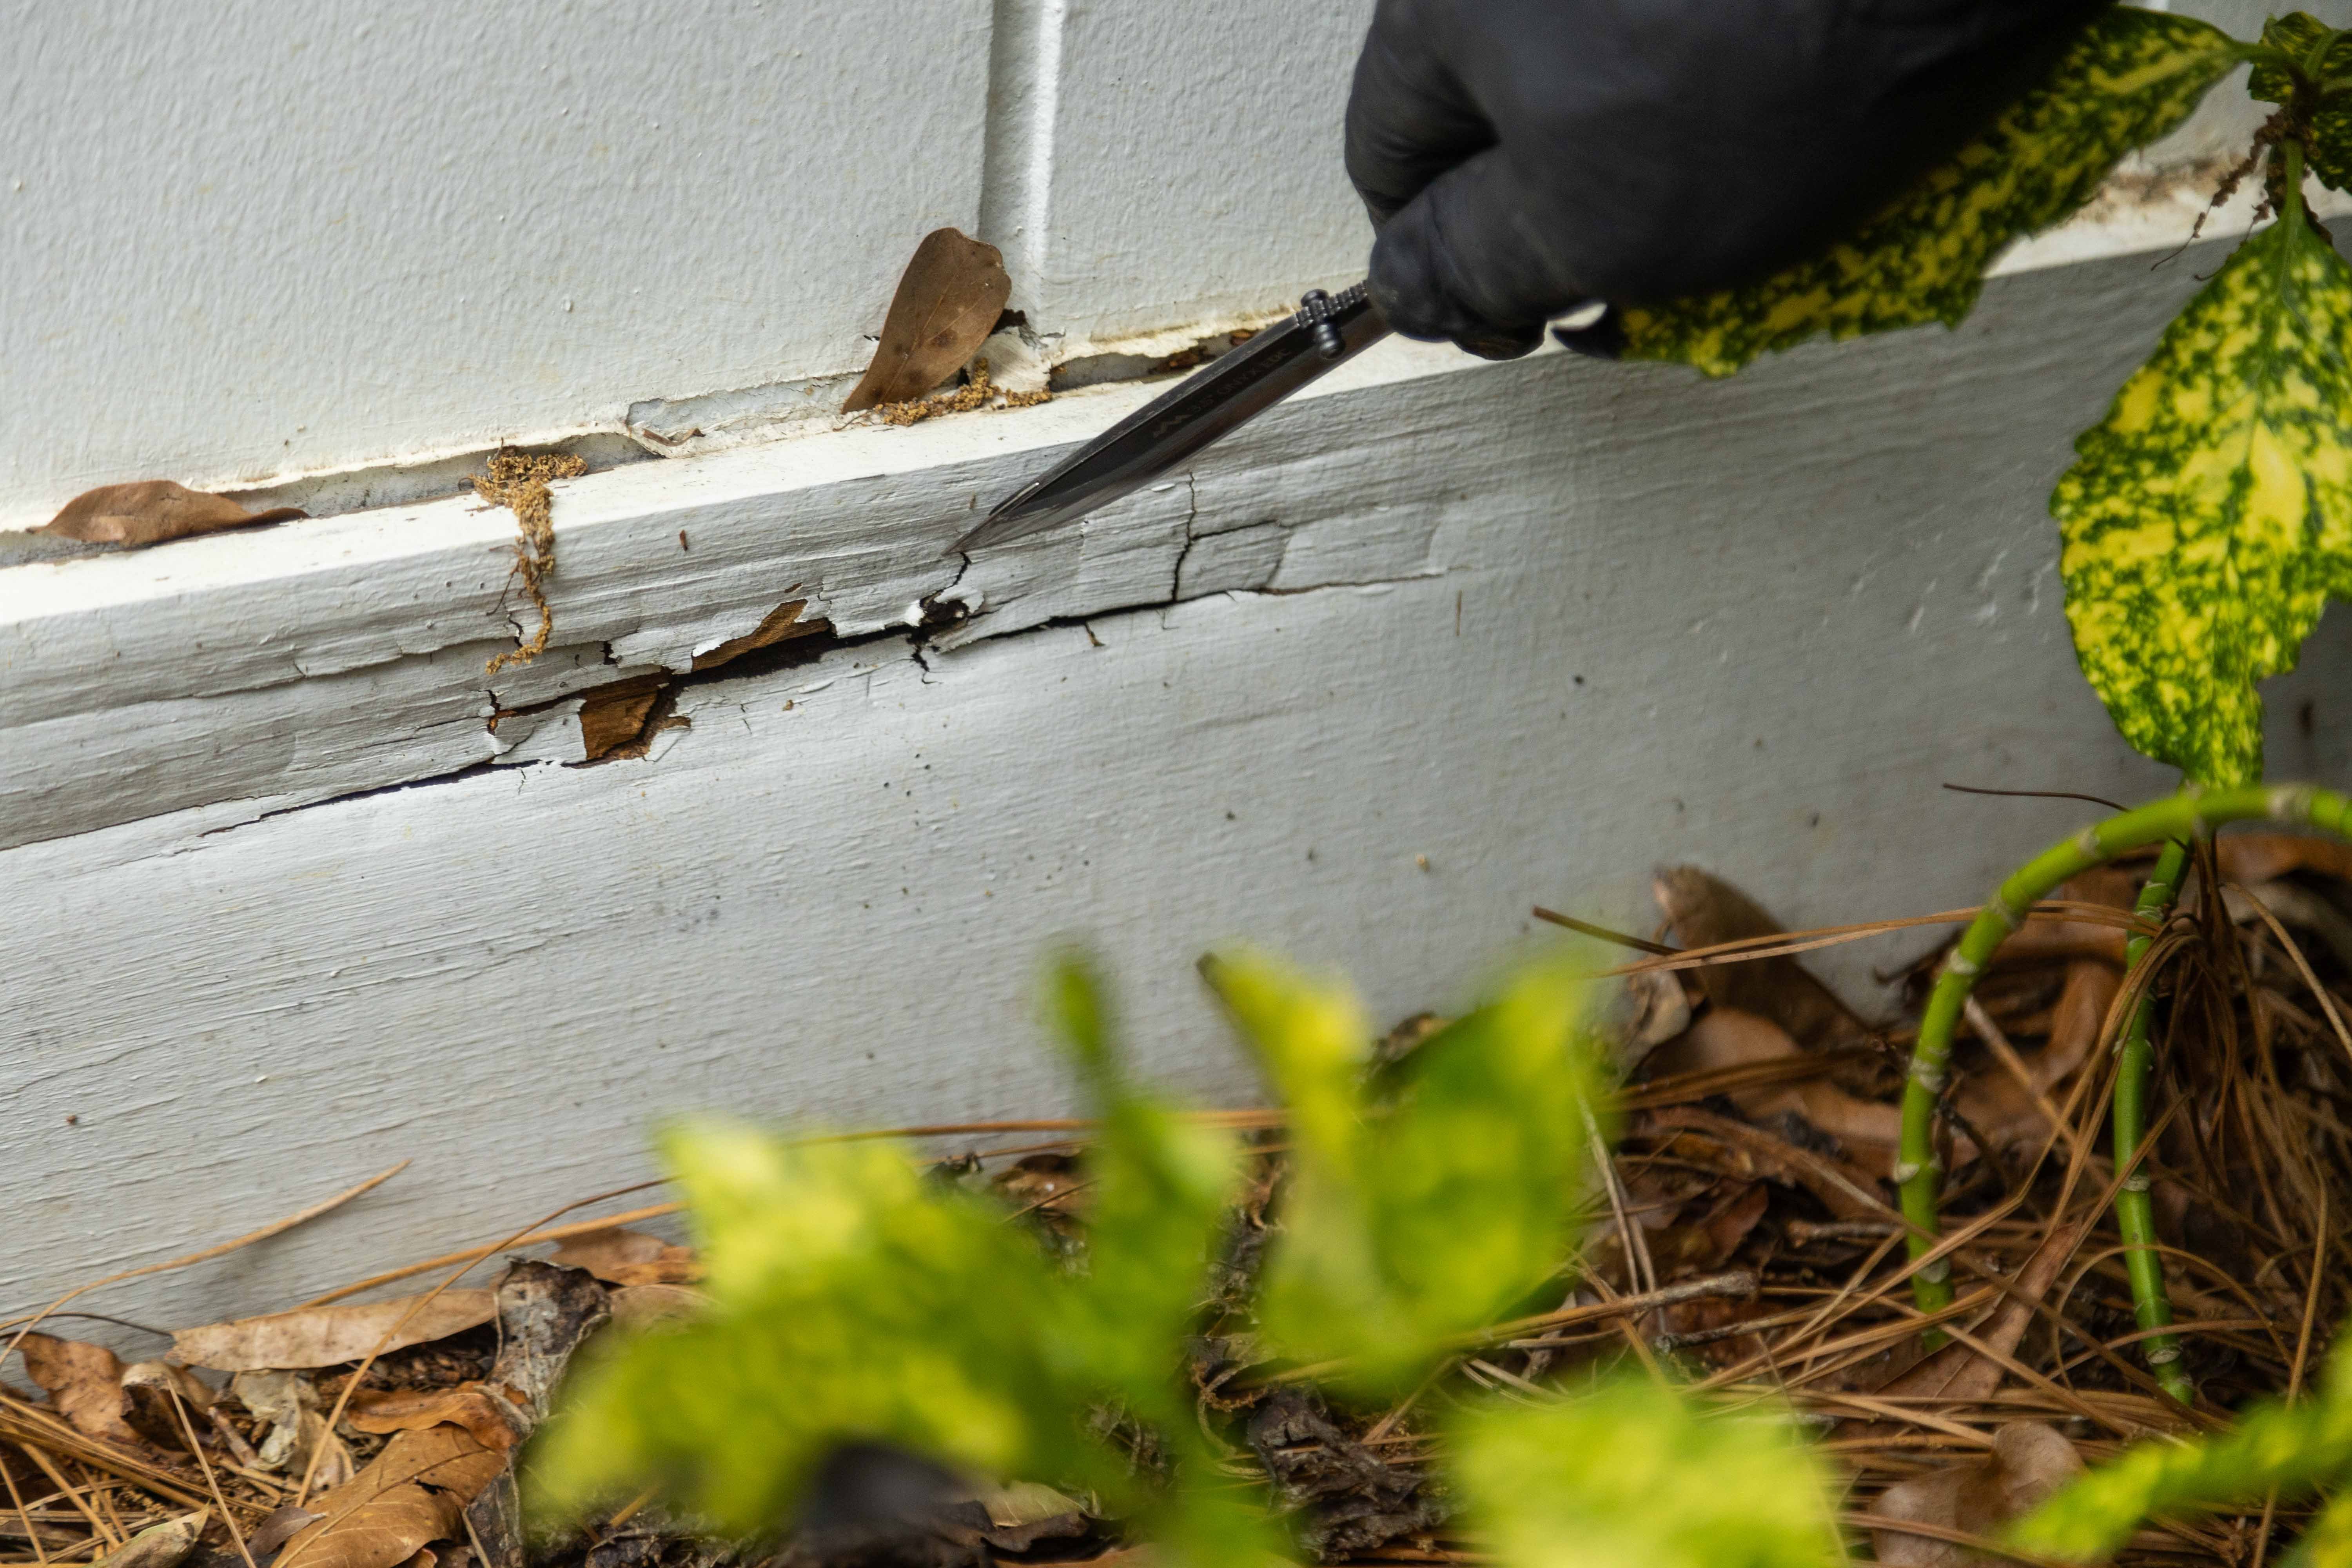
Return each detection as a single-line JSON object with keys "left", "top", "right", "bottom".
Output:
{"left": 481, "top": 1261, "right": 609, "bottom": 1426}
{"left": 1859, "top": 1218, "right": 2091, "bottom": 1420}
{"left": 1987, "top": 866, "right": 2137, "bottom": 965}
{"left": 1605, "top": 966, "right": 1691, "bottom": 1071}
{"left": 39, "top": 480, "right": 305, "bottom": 548}
{"left": 232, "top": 1369, "right": 353, "bottom": 1486}
{"left": 1954, "top": 961, "right": 2119, "bottom": 1150}
{"left": 345, "top": 1387, "right": 520, "bottom": 1452}
{"left": 969, "top": 1480, "right": 1094, "bottom": 1552}
{"left": 1646, "top": 1008, "right": 1915, "bottom": 1175}
{"left": 842, "top": 229, "right": 1013, "bottom": 413}
{"left": 1643, "top": 1106, "right": 1889, "bottom": 1221}
{"left": 172, "top": 1291, "right": 497, "bottom": 1372}
{"left": 275, "top": 1424, "right": 507, "bottom": 1568}
{"left": 1867, "top": 1421, "right": 2083, "bottom": 1566}
{"left": 95, "top": 1512, "right": 207, "bottom": 1568}
{"left": 548, "top": 1228, "right": 701, "bottom": 1286}
{"left": 605, "top": 1283, "right": 710, "bottom": 1330}
{"left": 16, "top": 1331, "right": 140, "bottom": 1445}
{"left": 119, "top": 1360, "right": 216, "bottom": 1449}
{"left": 2217, "top": 833, "right": 2352, "bottom": 886}
{"left": 248, "top": 1506, "right": 325, "bottom": 1560}
{"left": 1652, "top": 866, "right": 1877, "bottom": 1049}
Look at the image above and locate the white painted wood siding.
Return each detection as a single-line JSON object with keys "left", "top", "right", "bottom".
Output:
{"left": 7, "top": 242, "right": 2348, "bottom": 1332}
{"left": 7, "top": 0, "right": 2352, "bottom": 1336}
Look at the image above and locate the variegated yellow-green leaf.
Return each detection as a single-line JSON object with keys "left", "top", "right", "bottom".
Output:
{"left": 2055, "top": 200, "right": 2352, "bottom": 786}
{"left": 1451, "top": 1380, "right": 1845, "bottom": 1568}
{"left": 2280, "top": 1487, "right": 2352, "bottom": 1568}
{"left": 1622, "top": 9, "right": 2240, "bottom": 376}
{"left": 2249, "top": 14, "right": 2352, "bottom": 192}
{"left": 2009, "top": 1335, "right": 2352, "bottom": 1561}
{"left": 1202, "top": 949, "right": 1597, "bottom": 1396}
{"left": 527, "top": 955, "right": 1267, "bottom": 1568}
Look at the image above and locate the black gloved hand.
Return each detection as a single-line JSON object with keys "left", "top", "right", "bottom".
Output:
{"left": 1346, "top": 0, "right": 2107, "bottom": 355}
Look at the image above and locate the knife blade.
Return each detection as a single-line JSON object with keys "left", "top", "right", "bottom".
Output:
{"left": 951, "top": 282, "right": 1390, "bottom": 555}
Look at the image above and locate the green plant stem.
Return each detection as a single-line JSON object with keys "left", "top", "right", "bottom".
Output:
{"left": 1897, "top": 785, "right": 2351, "bottom": 1330}
{"left": 2112, "top": 834, "right": 2194, "bottom": 1405}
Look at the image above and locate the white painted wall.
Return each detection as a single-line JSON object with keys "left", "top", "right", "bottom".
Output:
{"left": 982, "top": 0, "right": 1368, "bottom": 350}
{"left": 1, "top": 0, "right": 1374, "bottom": 524}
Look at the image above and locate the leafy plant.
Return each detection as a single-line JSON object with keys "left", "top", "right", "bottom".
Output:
{"left": 1206, "top": 952, "right": 1597, "bottom": 1395}
{"left": 1450, "top": 1380, "right": 1844, "bottom": 1568}
{"left": 1620, "top": 9, "right": 2243, "bottom": 376}
{"left": 2009, "top": 1323, "right": 2352, "bottom": 1562}
{"left": 1628, "top": 5, "right": 2352, "bottom": 1401}
{"left": 525, "top": 947, "right": 1842, "bottom": 1567}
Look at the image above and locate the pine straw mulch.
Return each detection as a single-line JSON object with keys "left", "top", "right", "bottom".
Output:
{"left": 7, "top": 828, "right": 2352, "bottom": 1568}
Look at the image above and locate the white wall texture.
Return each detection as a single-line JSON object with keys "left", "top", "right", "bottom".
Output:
{"left": 6, "top": 2, "right": 2352, "bottom": 1332}
{"left": 2, "top": 0, "right": 1373, "bottom": 524}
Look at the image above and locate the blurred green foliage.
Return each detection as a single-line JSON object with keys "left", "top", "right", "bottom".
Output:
{"left": 1202, "top": 951, "right": 1598, "bottom": 1396}
{"left": 2012, "top": 1338, "right": 2352, "bottom": 1563}
{"left": 526, "top": 944, "right": 1854, "bottom": 1567}
{"left": 1451, "top": 1380, "right": 1845, "bottom": 1568}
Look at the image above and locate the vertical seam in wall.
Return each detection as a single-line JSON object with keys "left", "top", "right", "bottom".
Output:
{"left": 978, "top": 0, "right": 1066, "bottom": 316}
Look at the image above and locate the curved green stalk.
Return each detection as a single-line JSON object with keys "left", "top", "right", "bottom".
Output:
{"left": 2112, "top": 836, "right": 2194, "bottom": 1405}
{"left": 1898, "top": 786, "right": 2351, "bottom": 1336}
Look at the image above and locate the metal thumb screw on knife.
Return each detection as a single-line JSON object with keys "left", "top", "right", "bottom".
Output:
{"left": 949, "top": 285, "right": 1610, "bottom": 556}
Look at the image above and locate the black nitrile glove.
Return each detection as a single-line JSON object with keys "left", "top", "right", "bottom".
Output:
{"left": 1346, "top": 0, "right": 2109, "bottom": 355}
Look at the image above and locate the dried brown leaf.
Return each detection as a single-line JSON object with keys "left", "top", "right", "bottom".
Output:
{"left": 547, "top": 1228, "right": 699, "bottom": 1286}
{"left": 1652, "top": 867, "right": 1875, "bottom": 1049}
{"left": 172, "top": 1291, "right": 497, "bottom": 1372}
{"left": 17, "top": 1331, "right": 139, "bottom": 1445}
{"left": 2217, "top": 832, "right": 2352, "bottom": 885}
{"left": 1871, "top": 1219, "right": 2090, "bottom": 1410}
{"left": 1867, "top": 1421, "right": 2083, "bottom": 1566}
{"left": 1986, "top": 867, "right": 2136, "bottom": 965}
{"left": 95, "top": 1512, "right": 207, "bottom": 1568}
{"left": 1643, "top": 1106, "right": 1888, "bottom": 1221}
{"left": 39, "top": 480, "right": 305, "bottom": 547}
{"left": 842, "top": 229, "right": 1012, "bottom": 412}
{"left": 276, "top": 1425, "right": 507, "bottom": 1568}
{"left": 1648, "top": 1008, "right": 1913, "bottom": 1174}
{"left": 481, "top": 1261, "right": 610, "bottom": 1426}
{"left": 232, "top": 1369, "right": 353, "bottom": 1485}
{"left": 345, "top": 1387, "right": 520, "bottom": 1452}
{"left": 249, "top": 1506, "right": 325, "bottom": 1560}
{"left": 1955, "top": 961, "right": 2120, "bottom": 1149}
{"left": 605, "top": 1283, "right": 710, "bottom": 1330}
{"left": 119, "top": 1360, "right": 215, "bottom": 1449}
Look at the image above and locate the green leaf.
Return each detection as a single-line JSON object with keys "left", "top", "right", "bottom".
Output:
{"left": 2010, "top": 1343, "right": 2352, "bottom": 1561}
{"left": 1203, "top": 950, "right": 1598, "bottom": 1394}
{"left": 2054, "top": 199, "right": 2352, "bottom": 786}
{"left": 1039, "top": 952, "right": 1243, "bottom": 1428}
{"left": 526, "top": 1127, "right": 1077, "bottom": 1536}
{"left": 2249, "top": 15, "right": 2352, "bottom": 192}
{"left": 2280, "top": 1486, "right": 2352, "bottom": 1568}
{"left": 1621, "top": 9, "right": 2241, "bottom": 376}
{"left": 526, "top": 958, "right": 1260, "bottom": 1567}
{"left": 1450, "top": 1379, "right": 1845, "bottom": 1568}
